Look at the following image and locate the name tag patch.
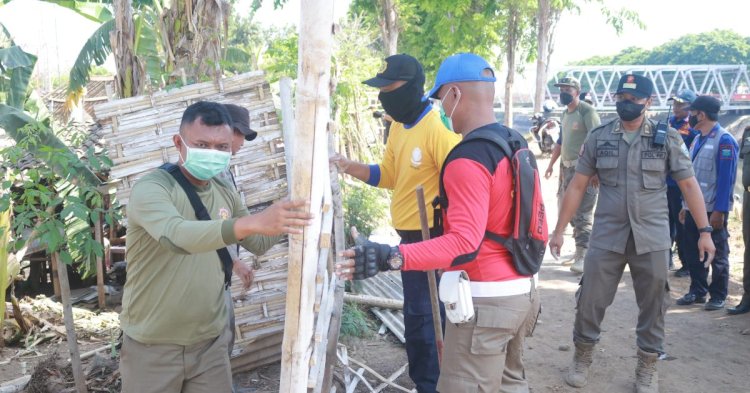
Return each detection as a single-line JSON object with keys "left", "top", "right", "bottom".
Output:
{"left": 596, "top": 140, "right": 619, "bottom": 157}
{"left": 641, "top": 150, "right": 667, "bottom": 159}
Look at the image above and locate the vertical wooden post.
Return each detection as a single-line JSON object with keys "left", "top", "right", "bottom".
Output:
{"left": 50, "top": 254, "right": 61, "bottom": 298}
{"left": 320, "top": 132, "right": 347, "bottom": 393}
{"left": 280, "top": 77, "right": 296, "bottom": 188}
{"left": 55, "top": 252, "right": 88, "bottom": 393}
{"left": 94, "top": 212, "right": 106, "bottom": 310}
{"left": 279, "top": 0, "right": 334, "bottom": 391}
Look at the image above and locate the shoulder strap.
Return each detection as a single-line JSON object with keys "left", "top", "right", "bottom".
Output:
{"left": 160, "top": 163, "right": 234, "bottom": 289}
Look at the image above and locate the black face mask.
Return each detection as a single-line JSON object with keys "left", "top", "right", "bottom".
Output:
{"left": 378, "top": 74, "right": 428, "bottom": 125}
{"left": 616, "top": 100, "right": 645, "bottom": 121}
{"left": 560, "top": 92, "right": 574, "bottom": 106}
{"left": 688, "top": 114, "right": 699, "bottom": 128}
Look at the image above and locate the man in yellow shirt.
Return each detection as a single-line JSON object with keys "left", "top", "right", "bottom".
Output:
{"left": 332, "top": 54, "right": 460, "bottom": 393}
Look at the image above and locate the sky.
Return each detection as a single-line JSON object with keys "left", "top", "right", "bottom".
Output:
{"left": 1, "top": 0, "right": 749, "bottom": 90}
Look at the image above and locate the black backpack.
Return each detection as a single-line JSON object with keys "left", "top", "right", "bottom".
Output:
{"left": 434, "top": 124, "right": 548, "bottom": 275}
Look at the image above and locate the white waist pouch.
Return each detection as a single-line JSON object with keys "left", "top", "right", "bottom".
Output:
{"left": 439, "top": 270, "right": 474, "bottom": 324}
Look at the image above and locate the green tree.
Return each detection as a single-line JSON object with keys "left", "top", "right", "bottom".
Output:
{"left": 574, "top": 29, "right": 750, "bottom": 65}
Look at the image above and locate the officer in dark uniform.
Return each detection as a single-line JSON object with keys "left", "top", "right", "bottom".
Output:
{"left": 728, "top": 125, "right": 750, "bottom": 315}
{"left": 549, "top": 74, "right": 716, "bottom": 393}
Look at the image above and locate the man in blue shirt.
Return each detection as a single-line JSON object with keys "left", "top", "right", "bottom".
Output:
{"left": 676, "top": 95, "right": 739, "bottom": 310}
{"left": 666, "top": 90, "right": 699, "bottom": 277}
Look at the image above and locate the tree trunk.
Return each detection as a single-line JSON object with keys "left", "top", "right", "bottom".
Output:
{"left": 534, "top": 1, "right": 563, "bottom": 113}
{"left": 378, "top": 0, "right": 399, "bottom": 56}
{"left": 503, "top": 8, "right": 518, "bottom": 128}
{"left": 112, "top": 0, "right": 142, "bottom": 98}
{"left": 534, "top": 0, "right": 550, "bottom": 113}
{"left": 165, "top": 0, "right": 229, "bottom": 85}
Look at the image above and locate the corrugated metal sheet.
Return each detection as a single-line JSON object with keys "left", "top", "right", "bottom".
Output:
{"left": 356, "top": 271, "right": 406, "bottom": 343}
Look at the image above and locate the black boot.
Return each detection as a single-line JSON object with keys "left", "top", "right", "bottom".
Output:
{"left": 727, "top": 297, "right": 750, "bottom": 315}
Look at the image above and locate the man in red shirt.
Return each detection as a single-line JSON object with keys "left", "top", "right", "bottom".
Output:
{"left": 337, "top": 53, "right": 540, "bottom": 392}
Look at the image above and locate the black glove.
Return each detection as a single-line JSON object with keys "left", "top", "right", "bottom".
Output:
{"left": 352, "top": 240, "right": 392, "bottom": 280}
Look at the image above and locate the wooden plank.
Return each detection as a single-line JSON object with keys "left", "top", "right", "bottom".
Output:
{"left": 279, "top": 0, "right": 334, "bottom": 389}
{"left": 320, "top": 130, "right": 347, "bottom": 393}
{"left": 344, "top": 293, "right": 403, "bottom": 310}
{"left": 50, "top": 254, "right": 61, "bottom": 298}
{"left": 94, "top": 211, "right": 106, "bottom": 310}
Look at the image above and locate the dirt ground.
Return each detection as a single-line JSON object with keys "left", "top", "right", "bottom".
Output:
{"left": 2, "top": 155, "right": 749, "bottom": 392}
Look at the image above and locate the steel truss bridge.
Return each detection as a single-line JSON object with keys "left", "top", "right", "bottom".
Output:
{"left": 545, "top": 65, "right": 750, "bottom": 111}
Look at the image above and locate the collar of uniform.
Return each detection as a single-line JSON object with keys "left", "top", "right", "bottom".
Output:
{"left": 613, "top": 119, "right": 652, "bottom": 135}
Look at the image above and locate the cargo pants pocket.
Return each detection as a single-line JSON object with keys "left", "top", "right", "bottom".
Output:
{"left": 470, "top": 304, "right": 516, "bottom": 355}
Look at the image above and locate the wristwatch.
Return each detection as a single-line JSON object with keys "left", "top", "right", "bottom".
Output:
{"left": 387, "top": 246, "right": 404, "bottom": 270}
{"left": 698, "top": 226, "right": 714, "bottom": 234}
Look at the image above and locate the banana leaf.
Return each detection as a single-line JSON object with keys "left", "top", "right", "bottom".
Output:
{"left": 67, "top": 19, "right": 115, "bottom": 104}
{"left": 0, "top": 45, "right": 37, "bottom": 109}
{"left": 48, "top": 0, "right": 113, "bottom": 23}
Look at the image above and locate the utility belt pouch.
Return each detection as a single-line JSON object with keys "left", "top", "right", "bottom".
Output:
{"left": 439, "top": 270, "right": 474, "bottom": 324}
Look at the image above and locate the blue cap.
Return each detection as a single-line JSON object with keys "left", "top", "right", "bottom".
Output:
{"left": 668, "top": 89, "right": 697, "bottom": 104}
{"left": 427, "top": 53, "right": 496, "bottom": 98}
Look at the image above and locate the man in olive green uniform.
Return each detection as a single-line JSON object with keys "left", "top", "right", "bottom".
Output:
{"left": 549, "top": 75, "right": 716, "bottom": 393}
{"left": 120, "top": 102, "right": 312, "bottom": 393}
{"left": 544, "top": 77, "right": 601, "bottom": 273}
{"left": 729, "top": 125, "right": 750, "bottom": 315}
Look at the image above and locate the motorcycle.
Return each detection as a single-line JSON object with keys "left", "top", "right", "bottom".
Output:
{"left": 530, "top": 113, "right": 560, "bottom": 157}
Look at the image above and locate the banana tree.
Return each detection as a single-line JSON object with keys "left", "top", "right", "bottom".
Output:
{"left": 54, "top": 0, "right": 232, "bottom": 105}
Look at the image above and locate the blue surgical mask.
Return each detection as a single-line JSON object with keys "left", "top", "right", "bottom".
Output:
{"left": 178, "top": 136, "right": 231, "bottom": 181}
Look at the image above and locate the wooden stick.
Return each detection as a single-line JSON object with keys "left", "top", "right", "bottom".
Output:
{"left": 55, "top": 252, "right": 88, "bottom": 393}
{"left": 279, "top": 77, "right": 295, "bottom": 187}
{"left": 373, "top": 362, "right": 410, "bottom": 393}
{"left": 320, "top": 130, "right": 347, "bottom": 393}
{"left": 347, "top": 357, "right": 414, "bottom": 393}
{"left": 94, "top": 210, "right": 106, "bottom": 310}
{"left": 50, "top": 254, "right": 61, "bottom": 298}
{"left": 415, "top": 186, "right": 444, "bottom": 364}
{"left": 343, "top": 293, "right": 403, "bottom": 310}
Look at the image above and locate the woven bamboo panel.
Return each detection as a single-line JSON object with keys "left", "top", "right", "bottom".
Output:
{"left": 94, "top": 71, "right": 289, "bottom": 372}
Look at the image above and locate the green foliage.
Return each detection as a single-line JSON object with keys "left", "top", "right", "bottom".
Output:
{"left": 342, "top": 182, "right": 388, "bottom": 240}
{"left": 262, "top": 26, "right": 298, "bottom": 82}
{"left": 339, "top": 301, "right": 375, "bottom": 338}
{"left": 67, "top": 19, "right": 115, "bottom": 97}
{"left": 574, "top": 29, "right": 750, "bottom": 65}
{"left": 0, "top": 123, "right": 117, "bottom": 276}
{"left": 0, "top": 45, "right": 37, "bottom": 109}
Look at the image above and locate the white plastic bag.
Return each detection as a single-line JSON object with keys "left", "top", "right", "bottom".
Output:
{"left": 439, "top": 270, "right": 474, "bottom": 324}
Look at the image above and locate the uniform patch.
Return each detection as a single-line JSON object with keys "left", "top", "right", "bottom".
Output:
{"left": 641, "top": 150, "right": 667, "bottom": 159}
{"left": 219, "top": 207, "right": 230, "bottom": 220}
{"left": 596, "top": 140, "right": 619, "bottom": 157}
{"left": 719, "top": 144, "right": 735, "bottom": 160}
{"left": 410, "top": 147, "right": 423, "bottom": 168}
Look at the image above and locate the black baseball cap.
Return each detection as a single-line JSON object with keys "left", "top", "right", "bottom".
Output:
{"left": 224, "top": 104, "right": 257, "bottom": 141}
{"left": 687, "top": 95, "right": 721, "bottom": 114}
{"left": 363, "top": 54, "right": 423, "bottom": 87}
{"left": 615, "top": 74, "right": 654, "bottom": 99}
